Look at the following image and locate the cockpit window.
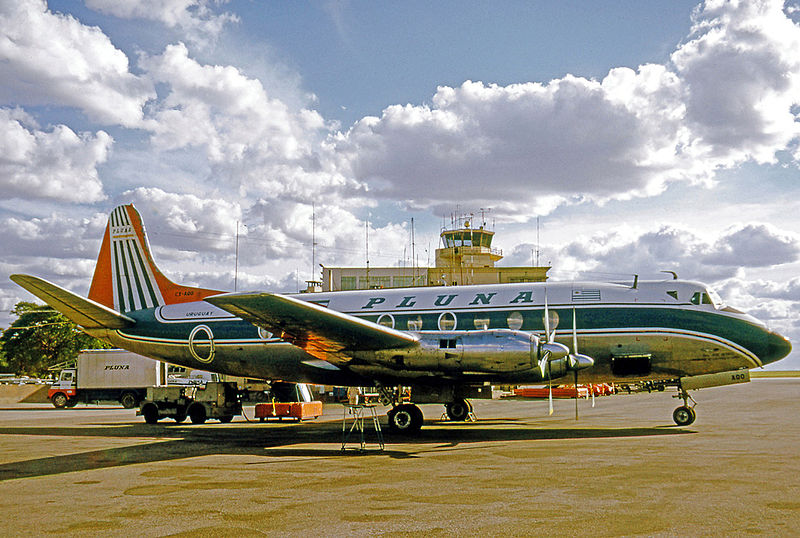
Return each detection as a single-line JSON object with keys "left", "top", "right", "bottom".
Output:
{"left": 691, "top": 289, "right": 724, "bottom": 309}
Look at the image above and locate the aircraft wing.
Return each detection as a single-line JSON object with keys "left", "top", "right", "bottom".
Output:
{"left": 206, "top": 292, "right": 418, "bottom": 363}
{"left": 10, "top": 274, "right": 135, "bottom": 330}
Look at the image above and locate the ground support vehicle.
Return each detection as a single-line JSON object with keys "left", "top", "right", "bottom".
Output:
{"left": 138, "top": 382, "right": 241, "bottom": 424}
{"left": 49, "top": 349, "right": 166, "bottom": 408}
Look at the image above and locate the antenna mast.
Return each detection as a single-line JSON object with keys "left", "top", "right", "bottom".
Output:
{"left": 411, "top": 217, "right": 417, "bottom": 285}
{"left": 311, "top": 203, "right": 316, "bottom": 282}
{"left": 234, "top": 220, "right": 239, "bottom": 291}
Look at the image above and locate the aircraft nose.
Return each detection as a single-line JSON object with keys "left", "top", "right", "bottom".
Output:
{"left": 763, "top": 331, "right": 792, "bottom": 365}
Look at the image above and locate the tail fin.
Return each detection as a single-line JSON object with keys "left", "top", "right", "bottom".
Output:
{"left": 88, "top": 204, "right": 222, "bottom": 312}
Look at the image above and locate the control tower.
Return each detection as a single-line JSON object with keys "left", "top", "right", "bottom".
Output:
{"left": 320, "top": 212, "right": 549, "bottom": 291}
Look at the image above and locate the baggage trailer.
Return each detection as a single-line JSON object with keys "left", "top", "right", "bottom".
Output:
{"left": 49, "top": 349, "right": 166, "bottom": 408}
{"left": 138, "top": 382, "right": 241, "bottom": 424}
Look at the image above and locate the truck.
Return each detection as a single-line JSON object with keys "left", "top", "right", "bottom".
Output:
{"left": 137, "top": 382, "right": 241, "bottom": 424}
{"left": 49, "top": 349, "right": 167, "bottom": 409}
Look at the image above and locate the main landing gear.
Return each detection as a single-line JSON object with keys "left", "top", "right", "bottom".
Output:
{"left": 672, "top": 385, "right": 697, "bottom": 426}
{"left": 386, "top": 404, "right": 424, "bottom": 433}
{"left": 444, "top": 398, "right": 474, "bottom": 422}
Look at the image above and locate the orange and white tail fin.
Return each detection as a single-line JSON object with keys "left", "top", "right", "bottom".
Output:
{"left": 88, "top": 204, "right": 222, "bottom": 312}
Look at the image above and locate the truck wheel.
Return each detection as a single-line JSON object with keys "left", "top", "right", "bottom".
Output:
{"left": 119, "top": 392, "right": 138, "bottom": 409}
{"left": 142, "top": 404, "right": 159, "bottom": 424}
{"left": 66, "top": 398, "right": 78, "bottom": 408}
{"left": 219, "top": 415, "right": 233, "bottom": 423}
{"left": 173, "top": 414, "right": 186, "bottom": 423}
{"left": 189, "top": 404, "right": 207, "bottom": 424}
{"left": 51, "top": 393, "right": 68, "bottom": 408}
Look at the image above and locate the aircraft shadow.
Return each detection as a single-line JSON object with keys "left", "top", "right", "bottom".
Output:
{"left": 0, "top": 418, "right": 692, "bottom": 481}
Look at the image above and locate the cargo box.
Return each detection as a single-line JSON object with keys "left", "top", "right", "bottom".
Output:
{"left": 255, "top": 401, "right": 323, "bottom": 421}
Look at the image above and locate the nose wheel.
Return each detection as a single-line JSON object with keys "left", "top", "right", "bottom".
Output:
{"left": 672, "top": 405, "right": 696, "bottom": 426}
{"left": 672, "top": 385, "right": 697, "bottom": 426}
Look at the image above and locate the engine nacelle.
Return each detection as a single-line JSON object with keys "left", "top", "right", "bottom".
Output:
{"left": 371, "top": 329, "right": 539, "bottom": 374}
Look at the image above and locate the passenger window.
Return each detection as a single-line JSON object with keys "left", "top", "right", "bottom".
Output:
{"left": 407, "top": 316, "right": 423, "bottom": 331}
{"left": 473, "top": 316, "right": 490, "bottom": 330}
{"left": 377, "top": 314, "right": 395, "bottom": 328}
{"left": 438, "top": 312, "right": 457, "bottom": 331}
{"left": 507, "top": 311, "right": 523, "bottom": 330}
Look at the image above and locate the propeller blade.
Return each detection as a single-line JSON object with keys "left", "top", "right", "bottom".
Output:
{"left": 544, "top": 289, "right": 550, "bottom": 339}
{"left": 574, "top": 369, "right": 579, "bottom": 420}
{"left": 548, "top": 362, "right": 554, "bottom": 416}
{"left": 572, "top": 307, "right": 578, "bottom": 354}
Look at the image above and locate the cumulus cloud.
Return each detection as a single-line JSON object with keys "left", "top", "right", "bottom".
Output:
{"left": 330, "top": 0, "right": 800, "bottom": 218}
{"left": 0, "top": 210, "right": 107, "bottom": 260}
{"left": 674, "top": 0, "right": 800, "bottom": 163}
{"left": 543, "top": 222, "right": 800, "bottom": 283}
{"left": 85, "top": 0, "right": 237, "bottom": 47}
{"left": 0, "top": 108, "right": 111, "bottom": 203}
{"left": 120, "top": 187, "right": 242, "bottom": 254}
{"left": 0, "top": 0, "right": 154, "bottom": 126}
{"left": 137, "top": 44, "right": 364, "bottom": 200}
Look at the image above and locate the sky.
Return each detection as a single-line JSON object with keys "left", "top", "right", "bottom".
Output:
{"left": 1, "top": 0, "right": 799, "bottom": 368}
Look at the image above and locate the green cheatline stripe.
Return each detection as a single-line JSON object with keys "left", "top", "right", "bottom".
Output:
{"left": 112, "top": 240, "right": 129, "bottom": 312}
{"left": 117, "top": 240, "right": 135, "bottom": 312}
{"left": 123, "top": 239, "right": 148, "bottom": 309}
{"left": 129, "top": 234, "right": 160, "bottom": 307}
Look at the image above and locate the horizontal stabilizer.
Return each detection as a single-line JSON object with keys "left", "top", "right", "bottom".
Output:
{"left": 10, "top": 274, "right": 135, "bottom": 330}
{"left": 206, "top": 292, "right": 418, "bottom": 361}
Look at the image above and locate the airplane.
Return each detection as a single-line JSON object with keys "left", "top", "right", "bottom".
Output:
{"left": 10, "top": 204, "right": 792, "bottom": 432}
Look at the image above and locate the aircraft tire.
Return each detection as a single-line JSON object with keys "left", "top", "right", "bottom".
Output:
{"left": 445, "top": 399, "right": 472, "bottom": 421}
{"left": 387, "top": 404, "right": 423, "bottom": 433}
{"left": 672, "top": 405, "right": 696, "bottom": 426}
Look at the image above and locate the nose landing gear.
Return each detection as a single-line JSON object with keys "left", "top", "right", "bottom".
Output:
{"left": 672, "top": 386, "right": 697, "bottom": 426}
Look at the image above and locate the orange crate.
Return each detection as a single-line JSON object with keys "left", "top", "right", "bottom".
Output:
{"left": 255, "top": 401, "right": 323, "bottom": 421}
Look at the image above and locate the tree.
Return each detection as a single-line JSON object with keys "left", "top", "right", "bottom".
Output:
{"left": 0, "top": 302, "right": 111, "bottom": 377}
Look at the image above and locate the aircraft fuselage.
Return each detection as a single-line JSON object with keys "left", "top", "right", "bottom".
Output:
{"left": 92, "top": 279, "right": 790, "bottom": 389}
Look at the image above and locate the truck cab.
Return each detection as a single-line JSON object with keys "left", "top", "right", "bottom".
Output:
{"left": 48, "top": 369, "right": 78, "bottom": 408}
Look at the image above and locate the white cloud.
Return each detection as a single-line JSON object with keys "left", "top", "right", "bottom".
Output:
{"left": 330, "top": 0, "right": 800, "bottom": 218}
{"left": 0, "top": 0, "right": 154, "bottom": 126}
{"left": 121, "top": 187, "right": 242, "bottom": 254}
{"left": 544, "top": 222, "right": 799, "bottom": 283}
{"left": 0, "top": 108, "right": 111, "bottom": 203}
{"left": 85, "top": 0, "right": 238, "bottom": 47}
{"left": 673, "top": 0, "right": 800, "bottom": 164}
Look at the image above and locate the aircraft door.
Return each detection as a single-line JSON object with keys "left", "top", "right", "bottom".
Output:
{"left": 189, "top": 324, "right": 215, "bottom": 364}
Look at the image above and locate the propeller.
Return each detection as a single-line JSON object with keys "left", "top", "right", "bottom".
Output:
{"left": 568, "top": 306, "right": 595, "bottom": 419}
{"left": 537, "top": 292, "right": 594, "bottom": 418}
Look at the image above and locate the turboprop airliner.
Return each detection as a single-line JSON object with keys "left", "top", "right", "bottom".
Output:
{"left": 11, "top": 205, "right": 791, "bottom": 432}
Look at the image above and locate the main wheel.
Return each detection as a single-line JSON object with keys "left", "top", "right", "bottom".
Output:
{"left": 142, "top": 404, "right": 159, "bottom": 424}
{"left": 119, "top": 392, "right": 137, "bottom": 409}
{"left": 51, "top": 393, "right": 68, "bottom": 408}
{"left": 445, "top": 399, "right": 472, "bottom": 421}
{"left": 673, "top": 405, "right": 696, "bottom": 426}
{"left": 189, "top": 405, "right": 207, "bottom": 424}
{"left": 387, "top": 404, "right": 423, "bottom": 433}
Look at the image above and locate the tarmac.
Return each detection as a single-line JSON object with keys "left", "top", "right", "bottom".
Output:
{"left": 0, "top": 378, "right": 798, "bottom": 536}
